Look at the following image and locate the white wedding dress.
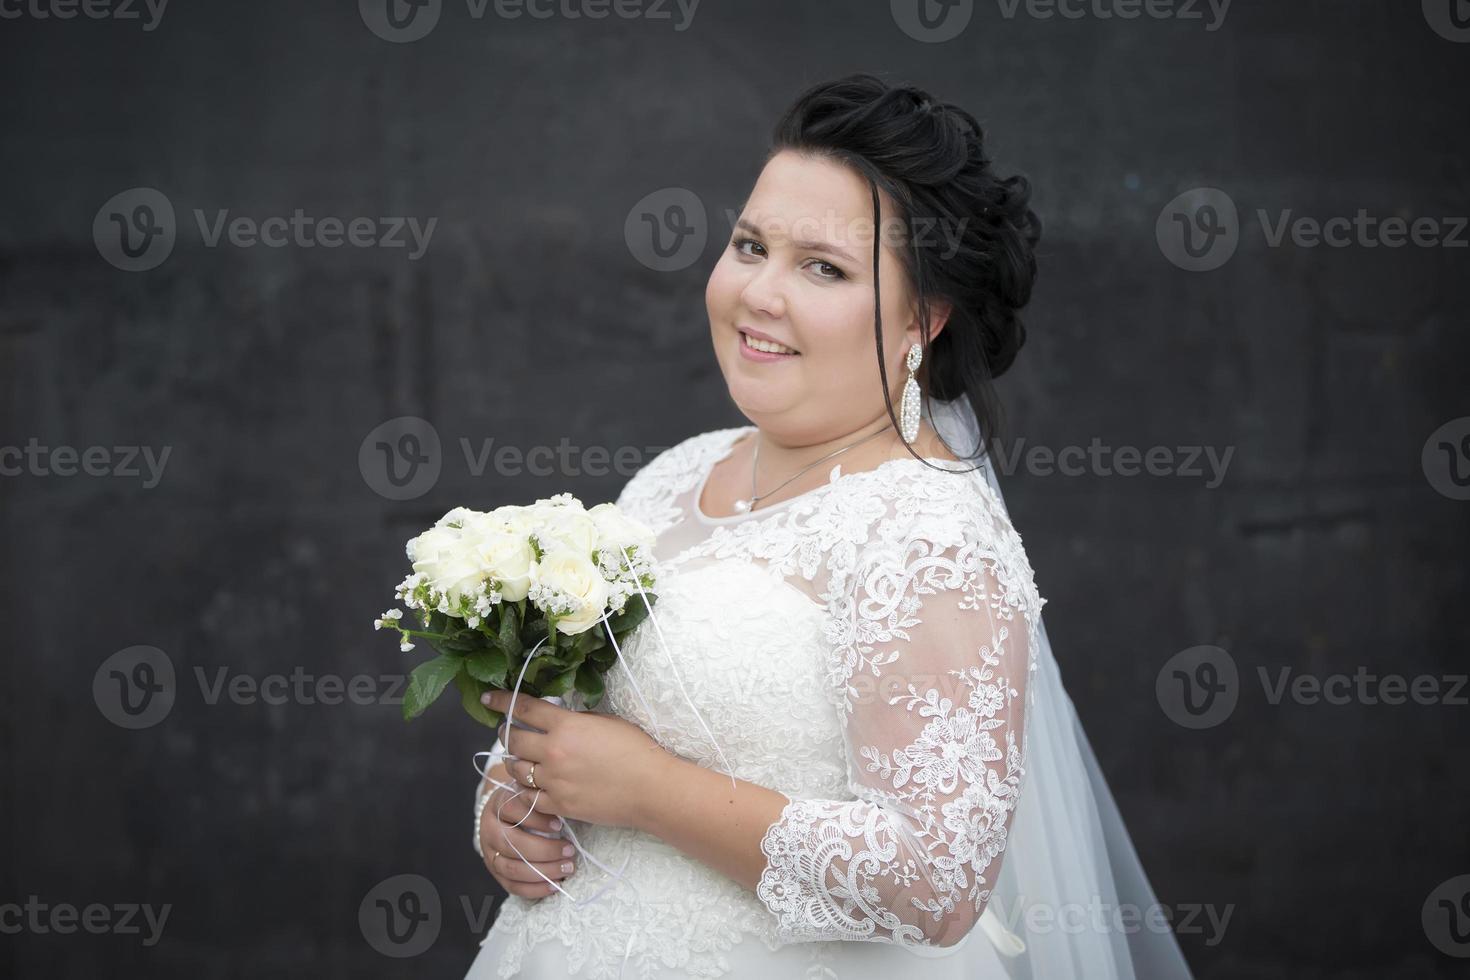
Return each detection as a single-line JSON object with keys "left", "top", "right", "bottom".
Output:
{"left": 465, "top": 398, "right": 1193, "bottom": 980}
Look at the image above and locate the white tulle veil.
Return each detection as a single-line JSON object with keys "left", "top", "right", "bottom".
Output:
{"left": 926, "top": 393, "right": 1194, "bottom": 979}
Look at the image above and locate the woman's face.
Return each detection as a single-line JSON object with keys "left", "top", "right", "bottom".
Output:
{"left": 705, "top": 150, "right": 943, "bottom": 444}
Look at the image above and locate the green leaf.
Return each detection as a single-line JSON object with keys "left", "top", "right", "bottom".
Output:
{"left": 454, "top": 671, "right": 502, "bottom": 730}
{"left": 431, "top": 629, "right": 484, "bottom": 656}
{"left": 402, "top": 654, "right": 463, "bottom": 721}
{"left": 499, "top": 602, "right": 523, "bottom": 657}
{"left": 573, "top": 626, "right": 607, "bottom": 656}
{"left": 464, "top": 648, "right": 509, "bottom": 685}
{"left": 542, "top": 665, "right": 578, "bottom": 698}
{"left": 574, "top": 665, "right": 605, "bottom": 702}
{"left": 523, "top": 654, "right": 563, "bottom": 686}
{"left": 606, "top": 594, "right": 656, "bottom": 634}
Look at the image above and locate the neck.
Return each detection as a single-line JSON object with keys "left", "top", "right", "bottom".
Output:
{"left": 752, "top": 412, "right": 901, "bottom": 482}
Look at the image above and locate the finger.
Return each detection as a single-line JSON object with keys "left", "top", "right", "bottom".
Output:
{"left": 483, "top": 689, "right": 561, "bottom": 729}
{"left": 505, "top": 757, "right": 551, "bottom": 793}
{"left": 496, "top": 875, "right": 560, "bottom": 901}
{"left": 497, "top": 721, "right": 550, "bottom": 760}
{"left": 491, "top": 823, "right": 575, "bottom": 866}
{"left": 491, "top": 852, "right": 577, "bottom": 885}
{"left": 486, "top": 788, "right": 562, "bottom": 834}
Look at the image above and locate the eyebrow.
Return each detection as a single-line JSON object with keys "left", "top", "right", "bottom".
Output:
{"left": 734, "top": 218, "right": 856, "bottom": 262}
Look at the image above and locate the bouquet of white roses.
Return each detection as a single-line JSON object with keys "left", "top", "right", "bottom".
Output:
{"left": 374, "top": 493, "right": 659, "bottom": 729}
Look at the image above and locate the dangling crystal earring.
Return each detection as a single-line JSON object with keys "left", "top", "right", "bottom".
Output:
{"left": 899, "top": 342, "right": 923, "bottom": 444}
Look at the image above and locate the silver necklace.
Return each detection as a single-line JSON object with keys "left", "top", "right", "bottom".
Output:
{"left": 733, "top": 424, "right": 891, "bottom": 513}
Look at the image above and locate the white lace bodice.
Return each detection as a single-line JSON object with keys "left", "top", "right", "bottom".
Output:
{"left": 477, "top": 425, "right": 1046, "bottom": 979}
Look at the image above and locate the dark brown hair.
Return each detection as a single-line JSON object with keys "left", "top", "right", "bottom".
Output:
{"left": 769, "top": 73, "right": 1042, "bottom": 468}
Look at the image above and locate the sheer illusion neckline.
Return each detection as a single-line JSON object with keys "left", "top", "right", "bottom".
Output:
{"left": 692, "top": 425, "right": 968, "bottom": 525}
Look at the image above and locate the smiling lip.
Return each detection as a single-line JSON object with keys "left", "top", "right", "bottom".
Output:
{"left": 738, "top": 326, "right": 800, "bottom": 355}
{"left": 738, "top": 330, "right": 800, "bottom": 363}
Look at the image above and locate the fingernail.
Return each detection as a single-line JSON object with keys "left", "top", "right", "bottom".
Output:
{"left": 480, "top": 693, "right": 492, "bottom": 706}
{"left": 561, "top": 862, "right": 574, "bottom": 874}
{"left": 562, "top": 845, "right": 574, "bottom": 857}
{"left": 549, "top": 819, "right": 562, "bottom": 830}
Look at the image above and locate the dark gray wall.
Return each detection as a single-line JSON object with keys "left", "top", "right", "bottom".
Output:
{"left": 2, "top": 1, "right": 1467, "bottom": 976}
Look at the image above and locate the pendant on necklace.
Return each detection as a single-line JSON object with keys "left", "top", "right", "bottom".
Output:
{"left": 733, "top": 498, "right": 751, "bottom": 513}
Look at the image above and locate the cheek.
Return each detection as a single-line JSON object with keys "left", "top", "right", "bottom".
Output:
{"left": 705, "top": 254, "right": 741, "bottom": 314}
{"left": 822, "top": 284, "right": 874, "bottom": 341}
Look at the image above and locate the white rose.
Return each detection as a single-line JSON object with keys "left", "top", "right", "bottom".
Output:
{"left": 410, "top": 534, "right": 486, "bottom": 609}
{"left": 533, "top": 507, "right": 599, "bottom": 557}
{"left": 492, "top": 505, "right": 535, "bottom": 537}
{"left": 534, "top": 549, "right": 611, "bottom": 635}
{"left": 463, "top": 524, "right": 536, "bottom": 602}
{"left": 433, "top": 505, "right": 481, "bottom": 530}
{"left": 587, "top": 502, "right": 657, "bottom": 557}
{"left": 405, "top": 523, "right": 459, "bottom": 564}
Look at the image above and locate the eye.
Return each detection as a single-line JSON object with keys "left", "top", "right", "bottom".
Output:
{"left": 731, "top": 237, "right": 766, "bottom": 258}
{"left": 804, "top": 258, "right": 846, "bottom": 281}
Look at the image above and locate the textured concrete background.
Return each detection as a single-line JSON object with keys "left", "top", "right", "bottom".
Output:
{"left": 2, "top": 0, "right": 1467, "bottom": 976}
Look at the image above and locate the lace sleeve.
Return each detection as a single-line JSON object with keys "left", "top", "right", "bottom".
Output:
{"left": 754, "top": 487, "right": 1041, "bottom": 949}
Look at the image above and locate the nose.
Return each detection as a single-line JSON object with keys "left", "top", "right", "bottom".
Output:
{"left": 739, "top": 261, "right": 786, "bottom": 320}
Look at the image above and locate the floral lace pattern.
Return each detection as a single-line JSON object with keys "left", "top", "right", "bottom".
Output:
{"left": 476, "top": 426, "right": 1045, "bottom": 976}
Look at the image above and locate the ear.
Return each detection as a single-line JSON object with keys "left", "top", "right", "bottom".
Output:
{"left": 907, "top": 298, "right": 953, "bottom": 346}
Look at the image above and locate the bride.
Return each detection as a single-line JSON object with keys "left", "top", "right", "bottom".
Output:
{"left": 464, "top": 74, "right": 1193, "bottom": 979}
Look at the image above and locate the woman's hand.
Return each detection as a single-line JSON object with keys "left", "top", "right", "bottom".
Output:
{"left": 482, "top": 689, "right": 672, "bottom": 831}
{"left": 479, "top": 759, "right": 578, "bottom": 900}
